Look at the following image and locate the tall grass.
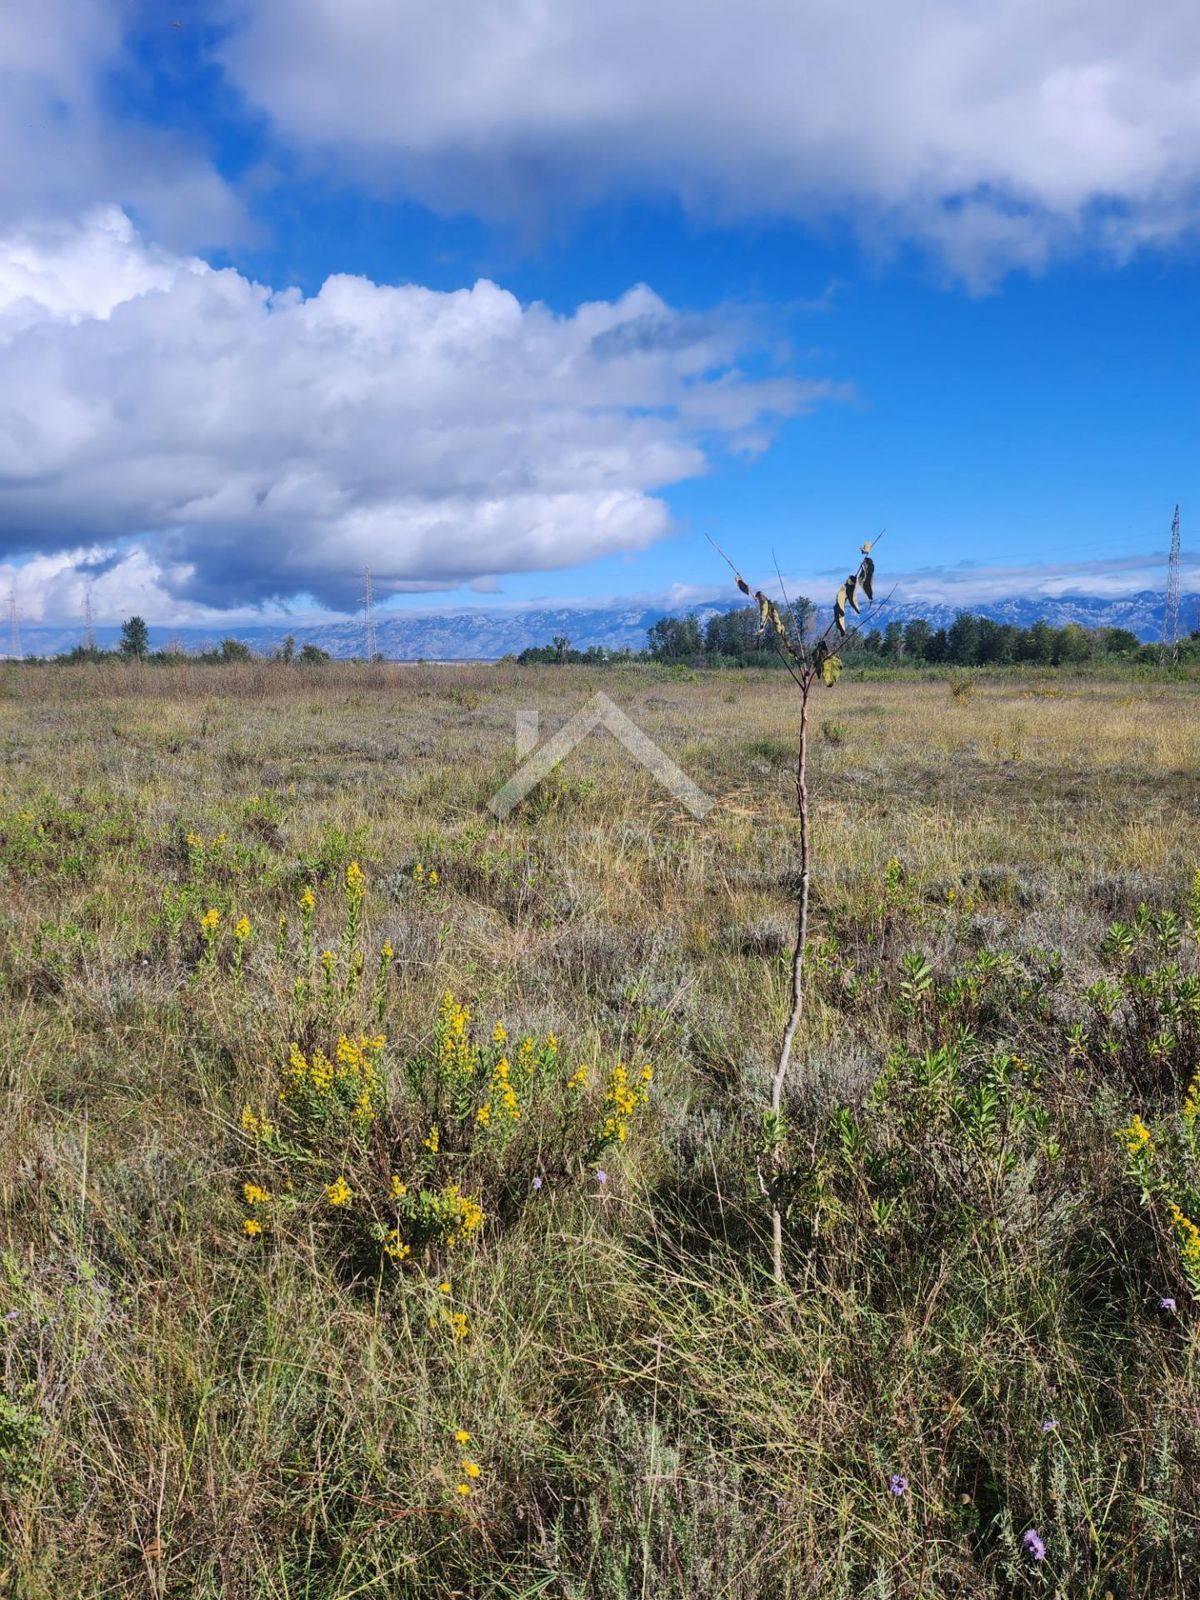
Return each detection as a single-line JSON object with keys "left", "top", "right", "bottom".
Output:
{"left": 1, "top": 665, "right": 1199, "bottom": 1596}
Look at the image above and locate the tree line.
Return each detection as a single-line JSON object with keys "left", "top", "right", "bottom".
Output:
{"left": 49, "top": 619, "right": 333, "bottom": 665}
{"left": 646, "top": 606, "right": 1199, "bottom": 667}
{"left": 522, "top": 604, "right": 1198, "bottom": 668}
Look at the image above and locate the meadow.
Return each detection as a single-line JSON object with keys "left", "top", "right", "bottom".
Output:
{"left": 2, "top": 658, "right": 1200, "bottom": 1598}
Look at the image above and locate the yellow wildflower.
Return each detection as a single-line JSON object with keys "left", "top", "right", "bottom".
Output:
{"left": 299, "top": 886, "right": 315, "bottom": 914}
{"left": 346, "top": 860, "right": 365, "bottom": 897}
{"left": 454, "top": 1429, "right": 470, "bottom": 1444}
{"left": 234, "top": 915, "right": 251, "bottom": 942}
{"left": 390, "top": 1175, "right": 408, "bottom": 1199}
{"left": 242, "top": 1217, "right": 262, "bottom": 1237}
{"left": 599, "top": 1059, "right": 649, "bottom": 1145}
{"left": 243, "top": 1182, "right": 270, "bottom": 1206}
{"left": 1117, "top": 1114, "right": 1152, "bottom": 1157}
{"left": 200, "top": 907, "right": 220, "bottom": 932}
{"left": 1169, "top": 1202, "right": 1200, "bottom": 1270}
{"left": 325, "top": 1176, "right": 352, "bottom": 1207}
{"left": 424, "top": 1125, "right": 440, "bottom": 1154}
{"left": 438, "top": 1281, "right": 451, "bottom": 1294}
{"left": 310, "top": 1048, "right": 334, "bottom": 1091}
{"left": 462, "top": 1459, "right": 481, "bottom": 1478}
{"left": 456, "top": 1483, "right": 471, "bottom": 1496}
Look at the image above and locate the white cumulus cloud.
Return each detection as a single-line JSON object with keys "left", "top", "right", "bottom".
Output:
{"left": 0, "top": 0, "right": 242, "bottom": 248}
{"left": 0, "top": 210, "right": 826, "bottom": 615}
{"left": 221, "top": 0, "right": 1200, "bottom": 285}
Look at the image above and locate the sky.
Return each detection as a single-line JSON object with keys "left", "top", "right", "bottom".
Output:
{"left": 0, "top": 0, "right": 1197, "bottom": 630}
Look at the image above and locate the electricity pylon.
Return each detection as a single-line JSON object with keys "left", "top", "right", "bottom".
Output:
{"left": 1161, "top": 504, "right": 1181, "bottom": 664}
{"left": 361, "top": 567, "right": 377, "bottom": 661}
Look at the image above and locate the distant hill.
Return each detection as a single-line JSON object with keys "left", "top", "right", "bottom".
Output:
{"left": 6, "top": 590, "right": 1195, "bottom": 661}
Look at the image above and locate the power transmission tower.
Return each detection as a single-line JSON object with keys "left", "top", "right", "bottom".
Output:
{"left": 1161, "top": 504, "right": 1182, "bottom": 664}
{"left": 8, "top": 585, "right": 19, "bottom": 660}
{"left": 361, "top": 567, "right": 377, "bottom": 661}
{"left": 84, "top": 584, "right": 96, "bottom": 651}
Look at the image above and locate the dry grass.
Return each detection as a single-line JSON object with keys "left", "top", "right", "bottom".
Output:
{"left": 1, "top": 660, "right": 1200, "bottom": 1597}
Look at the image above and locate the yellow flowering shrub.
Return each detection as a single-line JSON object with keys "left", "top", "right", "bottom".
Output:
{"left": 598, "top": 1062, "right": 653, "bottom": 1148}
{"left": 235, "top": 988, "right": 652, "bottom": 1280}
{"left": 1114, "top": 1068, "right": 1200, "bottom": 1292}
{"left": 280, "top": 1033, "right": 386, "bottom": 1130}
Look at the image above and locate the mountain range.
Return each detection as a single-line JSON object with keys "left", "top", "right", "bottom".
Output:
{"left": 5, "top": 590, "right": 1193, "bottom": 661}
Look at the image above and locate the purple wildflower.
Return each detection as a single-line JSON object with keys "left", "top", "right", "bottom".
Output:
{"left": 3, "top": 1310, "right": 17, "bottom": 1323}
{"left": 1160, "top": 1297, "right": 1177, "bottom": 1312}
{"left": 595, "top": 1169, "right": 608, "bottom": 1185}
{"left": 889, "top": 1475, "right": 908, "bottom": 1496}
{"left": 1022, "top": 1528, "right": 1046, "bottom": 1561}
{"left": 1040, "top": 1418, "right": 1058, "bottom": 1432}
{"left": 531, "top": 1175, "right": 543, "bottom": 1191}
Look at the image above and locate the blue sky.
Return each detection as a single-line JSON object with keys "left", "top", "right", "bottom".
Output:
{"left": 0, "top": 1, "right": 1197, "bottom": 626}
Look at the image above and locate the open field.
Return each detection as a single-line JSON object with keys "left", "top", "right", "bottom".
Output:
{"left": 2, "top": 661, "right": 1200, "bottom": 1597}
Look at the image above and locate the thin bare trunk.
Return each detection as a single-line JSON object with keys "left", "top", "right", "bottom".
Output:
{"left": 769, "top": 679, "right": 812, "bottom": 1284}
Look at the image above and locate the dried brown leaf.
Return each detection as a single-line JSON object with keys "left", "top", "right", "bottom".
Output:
{"left": 860, "top": 555, "right": 875, "bottom": 603}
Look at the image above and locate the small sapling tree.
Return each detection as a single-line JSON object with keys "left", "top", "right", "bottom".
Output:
{"left": 713, "top": 535, "right": 882, "bottom": 1285}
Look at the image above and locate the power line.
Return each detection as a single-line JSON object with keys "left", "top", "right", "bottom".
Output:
{"left": 84, "top": 584, "right": 96, "bottom": 652}
{"left": 1161, "top": 504, "right": 1181, "bottom": 664}
{"left": 361, "top": 566, "right": 377, "bottom": 661}
{"left": 8, "top": 585, "right": 19, "bottom": 660}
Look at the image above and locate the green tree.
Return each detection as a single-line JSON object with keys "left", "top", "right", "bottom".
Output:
{"left": 902, "top": 618, "right": 932, "bottom": 659}
{"left": 976, "top": 618, "right": 1017, "bottom": 665}
{"left": 118, "top": 616, "right": 150, "bottom": 659}
{"left": 1100, "top": 627, "right": 1139, "bottom": 656}
{"left": 1053, "top": 623, "right": 1090, "bottom": 665}
{"left": 298, "top": 643, "right": 331, "bottom": 664}
{"left": 947, "top": 613, "right": 981, "bottom": 665}
{"left": 1018, "top": 620, "right": 1055, "bottom": 664}
{"left": 647, "top": 615, "right": 702, "bottom": 661}
{"left": 220, "top": 638, "right": 252, "bottom": 662}
{"left": 704, "top": 607, "right": 759, "bottom": 660}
